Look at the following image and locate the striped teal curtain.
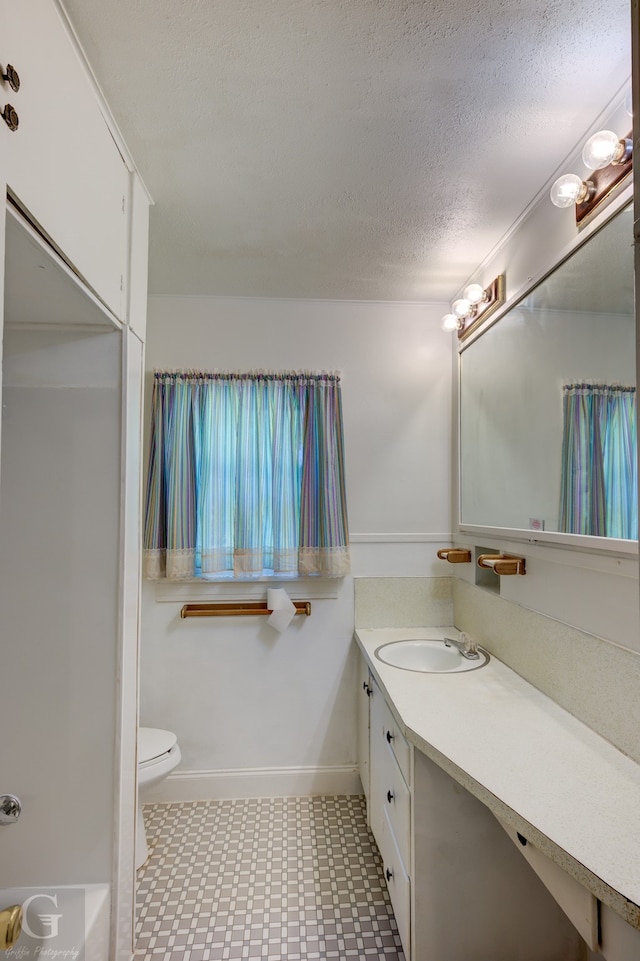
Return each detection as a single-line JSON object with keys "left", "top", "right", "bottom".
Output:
{"left": 559, "top": 384, "right": 637, "bottom": 539}
{"left": 144, "top": 371, "right": 350, "bottom": 579}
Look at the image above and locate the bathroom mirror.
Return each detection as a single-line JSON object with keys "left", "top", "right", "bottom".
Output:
{"left": 459, "top": 204, "right": 636, "bottom": 547}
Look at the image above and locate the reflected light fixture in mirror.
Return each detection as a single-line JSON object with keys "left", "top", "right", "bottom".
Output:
{"left": 440, "top": 274, "right": 506, "bottom": 340}
{"left": 550, "top": 129, "right": 632, "bottom": 223}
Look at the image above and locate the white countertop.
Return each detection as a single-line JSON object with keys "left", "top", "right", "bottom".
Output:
{"left": 355, "top": 626, "right": 640, "bottom": 929}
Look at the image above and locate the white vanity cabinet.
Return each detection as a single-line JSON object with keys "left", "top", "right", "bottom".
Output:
{"left": 369, "top": 677, "right": 412, "bottom": 953}
{"left": 366, "top": 673, "right": 584, "bottom": 961}
{"left": 0, "top": 0, "right": 130, "bottom": 320}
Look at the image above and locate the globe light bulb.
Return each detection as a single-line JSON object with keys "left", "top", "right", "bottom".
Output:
{"left": 441, "top": 313, "right": 461, "bottom": 332}
{"left": 581, "top": 130, "right": 620, "bottom": 170}
{"left": 463, "top": 283, "right": 486, "bottom": 306}
{"left": 549, "top": 174, "right": 587, "bottom": 208}
{"left": 452, "top": 298, "right": 472, "bottom": 318}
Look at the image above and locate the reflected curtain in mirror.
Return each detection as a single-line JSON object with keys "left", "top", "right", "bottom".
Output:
{"left": 144, "top": 370, "right": 350, "bottom": 579}
{"left": 559, "top": 384, "right": 637, "bottom": 538}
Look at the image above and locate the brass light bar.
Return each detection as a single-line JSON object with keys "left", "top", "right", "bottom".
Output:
{"left": 575, "top": 130, "right": 633, "bottom": 224}
{"left": 458, "top": 274, "right": 506, "bottom": 341}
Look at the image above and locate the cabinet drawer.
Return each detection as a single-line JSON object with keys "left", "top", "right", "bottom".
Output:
{"left": 377, "top": 738, "right": 411, "bottom": 871}
{"left": 377, "top": 689, "right": 411, "bottom": 786}
{"left": 378, "top": 805, "right": 411, "bottom": 958}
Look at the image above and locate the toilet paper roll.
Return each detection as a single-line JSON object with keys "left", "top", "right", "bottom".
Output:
{"left": 267, "top": 588, "right": 296, "bottom": 632}
{"left": 482, "top": 557, "right": 499, "bottom": 569}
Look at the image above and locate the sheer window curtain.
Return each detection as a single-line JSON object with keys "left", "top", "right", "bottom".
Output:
{"left": 559, "top": 383, "right": 637, "bottom": 538}
{"left": 144, "top": 371, "right": 350, "bottom": 579}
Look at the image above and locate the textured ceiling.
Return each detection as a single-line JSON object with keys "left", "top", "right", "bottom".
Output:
{"left": 60, "top": 0, "right": 631, "bottom": 302}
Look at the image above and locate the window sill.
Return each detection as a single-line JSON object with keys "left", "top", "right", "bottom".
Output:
{"left": 153, "top": 578, "right": 340, "bottom": 603}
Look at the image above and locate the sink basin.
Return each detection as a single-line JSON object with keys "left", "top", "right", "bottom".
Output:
{"left": 374, "top": 638, "right": 489, "bottom": 673}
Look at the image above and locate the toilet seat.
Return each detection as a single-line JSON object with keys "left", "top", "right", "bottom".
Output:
{"left": 139, "top": 727, "right": 178, "bottom": 767}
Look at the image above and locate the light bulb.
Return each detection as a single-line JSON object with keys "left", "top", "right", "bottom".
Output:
{"left": 549, "top": 174, "right": 589, "bottom": 208}
{"left": 463, "top": 283, "right": 487, "bottom": 306}
{"left": 452, "top": 298, "right": 472, "bottom": 318}
{"left": 582, "top": 130, "right": 621, "bottom": 169}
{"left": 441, "top": 313, "right": 461, "bottom": 332}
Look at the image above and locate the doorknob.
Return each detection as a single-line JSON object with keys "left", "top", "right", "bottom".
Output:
{"left": 0, "top": 795, "right": 21, "bottom": 824}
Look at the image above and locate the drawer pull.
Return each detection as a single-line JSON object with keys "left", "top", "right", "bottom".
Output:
{"left": 2, "top": 64, "right": 20, "bottom": 93}
{"left": 386, "top": 730, "right": 394, "bottom": 744}
{"left": 1, "top": 103, "right": 18, "bottom": 131}
{"left": 385, "top": 868, "right": 393, "bottom": 881}
{"left": 386, "top": 790, "right": 394, "bottom": 803}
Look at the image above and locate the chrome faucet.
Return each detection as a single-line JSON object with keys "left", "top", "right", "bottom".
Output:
{"left": 443, "top": 633, "right": 479, "bottom": 660}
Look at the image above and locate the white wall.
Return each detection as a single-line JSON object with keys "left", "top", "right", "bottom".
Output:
{"left": 140, "top": 296, "right": 453, "bottom": 793}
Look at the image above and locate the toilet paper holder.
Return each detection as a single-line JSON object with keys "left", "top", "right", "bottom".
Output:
{"left": 437, "top": 548, "right": 472, "bottom": 564}
{"left": 477, "top": 554, "right": 526, "bottom": 576}
{"left": 181, "top": 601, "right": 312, "bottom": 618}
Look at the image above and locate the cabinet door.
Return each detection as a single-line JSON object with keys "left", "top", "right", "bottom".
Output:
{"left": 1, "top": 0, "right": 129, "bottom": 319}
{"left": 127, "top": 177, "right": 150, "bottom": 341}
{"left": 377, "top": 807, "right": 411, "bottom": 957}
{"left": 357, "top": 656, "right": 371, "bottom": 808}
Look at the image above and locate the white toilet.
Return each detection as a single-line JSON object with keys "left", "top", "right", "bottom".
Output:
{"left": 136, "top": 727, "right": 181, "bottom": 869}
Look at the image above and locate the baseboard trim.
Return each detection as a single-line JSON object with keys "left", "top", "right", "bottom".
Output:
{"left": 141, "top": 765, "right": 363, "bottom": 803}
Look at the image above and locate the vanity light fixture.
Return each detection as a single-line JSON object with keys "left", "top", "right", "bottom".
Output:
{"left": 441, "top": 312, "right": 462, "bottom": 332}
{"left": 581, "top": 130, "right": 632, "bottom": 170}
{"left": 549, "top": 174, "right": 595, "bottom": 208}
{"left": 440, "top": 274, "right": 506, "bottom": 340}
{"left": 550, "top": 129, "right": 632, "bottom": 223}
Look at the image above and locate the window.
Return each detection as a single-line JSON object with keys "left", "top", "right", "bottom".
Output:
{"left": 144, "top": 370, "right": 350, "bottom": 579}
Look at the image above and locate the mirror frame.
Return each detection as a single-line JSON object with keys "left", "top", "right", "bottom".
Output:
{"left": 456, "top": 190, "right": 637, "bottom": 558}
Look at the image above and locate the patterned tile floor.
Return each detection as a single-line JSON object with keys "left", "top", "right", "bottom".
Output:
{"left": 136, "top": 796, "right": 405, "bottom": 961}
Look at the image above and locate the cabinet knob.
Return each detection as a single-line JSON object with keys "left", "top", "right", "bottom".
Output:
{"left": 2, "top": 64, "right": 20, "bottom": 93}
{"left": 385, "top": 868, "right": 393, "bottom": 881}
{"left": 386, "top": 730, "right": 394, "bottom": 744}
{"left": 386, "top": 789, "right": 394, "bottom": 803}
{"left": 1, "top": 103, "right": 18, "bottom": 131}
